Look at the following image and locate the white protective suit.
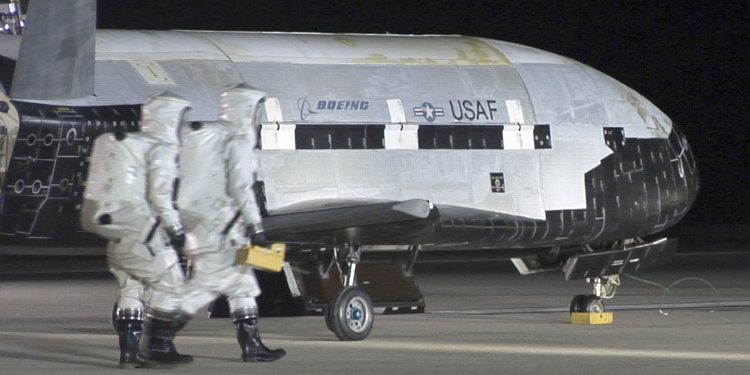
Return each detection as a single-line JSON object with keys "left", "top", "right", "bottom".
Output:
{"left": 178, "top": 86, "right": 266, "bottom": 319}
{"left": 82, "top": 93, "right": 191, "bottom": 315}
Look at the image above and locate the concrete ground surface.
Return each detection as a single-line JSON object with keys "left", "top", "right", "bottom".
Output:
{"left": 0, "top": 251, "right": 748, "bottom": 374}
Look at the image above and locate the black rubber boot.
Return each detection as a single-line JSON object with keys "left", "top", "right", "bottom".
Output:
{"left": 235, "top": 318, "right": 286, "bottom": 362}
{"left": 141, "top": 317, "right": 193, "bottom": 366}
{"left": 114, "top": 320, "right": 145, "bottom": 368}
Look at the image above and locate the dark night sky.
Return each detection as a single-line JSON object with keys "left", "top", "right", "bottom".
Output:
{"left": 97, "top": 1, "right": 749, "bottom": 227}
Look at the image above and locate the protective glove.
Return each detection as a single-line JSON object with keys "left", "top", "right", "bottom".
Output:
{"left": 165, "top": 225, "right": 186, "bottom": 253}
{"left": 245, "top": 223, "right": 269, "bottom": 245}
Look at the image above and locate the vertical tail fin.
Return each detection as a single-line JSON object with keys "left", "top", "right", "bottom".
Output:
{"left": 10, "top": 0, "right": 95, "bottom": 100}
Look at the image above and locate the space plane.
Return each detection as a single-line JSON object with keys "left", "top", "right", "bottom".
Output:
{"left": 0, "top": 0, "right": 698, "bottom": 340}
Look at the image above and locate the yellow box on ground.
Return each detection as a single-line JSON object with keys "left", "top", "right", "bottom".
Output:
{"left": 570, "top": 312, "right": 613, "bottom": 325}
{"left": 240, "top": 243, "right": 286, "bottom": 272}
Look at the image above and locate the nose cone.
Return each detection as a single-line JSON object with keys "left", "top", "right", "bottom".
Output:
{"left": 669, "top": 125, "right": 700, "bottom": 223}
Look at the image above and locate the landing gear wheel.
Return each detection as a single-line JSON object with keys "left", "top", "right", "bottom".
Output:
{"left": 327, "top": 286, "right": 373, "bottom": 341}
{"left": 570, "top": 294, "right": 604, "bottom": 314}
{"left": 582, "top": 295, "right": 605, "bottom": 313}
{"left": 569, "top": 295, "right": 584, "bottom": 314}
{"left": 324, "top": 306, "right": 334, "bottom": 332}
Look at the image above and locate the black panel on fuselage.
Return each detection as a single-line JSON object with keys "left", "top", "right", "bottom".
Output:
{"left": 0, "top": 102, "right": 139, "bottom": 244}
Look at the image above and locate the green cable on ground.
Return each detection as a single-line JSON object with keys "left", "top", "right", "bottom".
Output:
{"left": 623, "top": 273, "right": 719, "bottom": 315}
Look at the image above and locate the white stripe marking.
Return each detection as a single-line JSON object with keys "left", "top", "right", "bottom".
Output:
{"left": 387, "top": 98, "right": 406, "bottom": 123}
{"left": 264, "top": 98, "right": 284, "bottom": 122}
{"left": 2, "top": 332, "right": 748, "bottom": 362}
{"left": 505, "top": 99, "right": 524, "bottom": 124}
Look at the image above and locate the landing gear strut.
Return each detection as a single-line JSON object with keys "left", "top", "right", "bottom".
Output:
{"left": 324, "top": 244, "right": 374, "bottom": 341}
{"left": 569, "top": 274, "right": 620, "bottom": 314}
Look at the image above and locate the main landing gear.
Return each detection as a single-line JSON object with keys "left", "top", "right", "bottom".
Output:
{"left": 569, "top": 274, "right": 620, "bottom": 314}
{"left": 324, "top": 244, "right": 374, "bottom": 341}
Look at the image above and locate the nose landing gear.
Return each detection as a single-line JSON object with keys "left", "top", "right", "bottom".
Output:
{"left": 570, "top": 274, "right": 620, "bottom": 314}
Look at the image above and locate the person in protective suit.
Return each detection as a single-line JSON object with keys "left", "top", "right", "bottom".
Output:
{"left": 176, "top": 85, "right": 285, "bottom": 362}
{"left": 80, "top": 93, "right": 192, "bottom": 367}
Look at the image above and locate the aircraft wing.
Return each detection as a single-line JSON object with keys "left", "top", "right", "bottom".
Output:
{"left": 263, "top": 199, "right": 545, "bottom": 248}
{"left": 264, "top": 199, "right": 437, "bottom": 245}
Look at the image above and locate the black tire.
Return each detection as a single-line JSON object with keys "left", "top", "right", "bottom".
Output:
{"left": 570, "top": 294, "right": 604, "bottom": 313}
{"left": 581, "top": 295, "right": 604, "bottom": 313}
{"left": 328, "top": 286, "right": 374, "bottom": 341}
{"left": 324, "top": 306, "right": 335, "bottom": 332}
{"left": 570, "top": 295, "right": 585, "bottom": 314}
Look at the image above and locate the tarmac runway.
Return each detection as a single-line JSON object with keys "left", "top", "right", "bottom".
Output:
{"left": 0, "top": 251, "right": 749, "bottom": 374}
